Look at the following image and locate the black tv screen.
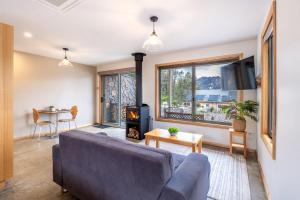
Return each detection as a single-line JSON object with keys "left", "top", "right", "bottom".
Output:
{"left": 221, "top": 56, "right": 256, "bottom": 90}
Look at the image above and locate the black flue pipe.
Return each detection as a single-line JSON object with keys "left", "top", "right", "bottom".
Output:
{"left": 132, "top": 52, "right": 146, "bottom": 107}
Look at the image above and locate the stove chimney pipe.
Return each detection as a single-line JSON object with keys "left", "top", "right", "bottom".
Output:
{"left": 132, "top": 52, "right": 146, "bottom": 107}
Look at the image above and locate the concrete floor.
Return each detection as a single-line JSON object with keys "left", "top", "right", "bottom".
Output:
{"left": 0, "top": 128, "right": 266, "bottom": 200}
{"left": 246, "top": 153, "right": 267, "bottom": 200}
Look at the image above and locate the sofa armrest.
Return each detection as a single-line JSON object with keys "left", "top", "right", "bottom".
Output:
{"left": 159, "top": 153, "right": 211, "bottom": 200}
{"left": 52, "top": 144, "right": 63, "bottom": 186}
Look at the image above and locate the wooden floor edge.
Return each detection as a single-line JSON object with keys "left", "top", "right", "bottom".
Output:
{"left": 203, "top": 140, "right": 256, "bottom": 153}
{"left": 13, "top": 123, "right": 93, "bottom": 141}
{"left": 257, "top": 158, "right": 271, "bottom": 200}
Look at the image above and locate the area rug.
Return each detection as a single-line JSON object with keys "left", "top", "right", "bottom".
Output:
{"left": 142, "top": 140, "right": 251, "bottom": 200}
{"left": 79, "top": 127, "right": 251, "bottom": 200}
{"left": 204, "top": 149, "right": 251, "bottom": 200}
{"left": 92, "top": 124, "right": 112, "bottom": 129}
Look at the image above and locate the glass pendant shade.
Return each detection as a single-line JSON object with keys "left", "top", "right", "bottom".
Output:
{"left": 58, "top": 58, "right": 73, "bottom": 68}
{"left": 59, "top": 48, "right": 73, "bottom": 68}
{"left": 143, "top": 16, "right": 163, "bottom": 52}
{"left": 143, "top": 32, "right": 163, "bottom": 52}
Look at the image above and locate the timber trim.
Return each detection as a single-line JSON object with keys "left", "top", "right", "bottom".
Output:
{"left": 260, "top": 1, "right": 277, "bottom": 160}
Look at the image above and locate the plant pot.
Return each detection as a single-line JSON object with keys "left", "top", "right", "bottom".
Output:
{"left": 168, "top": 131, "right": 178, "bottom": 136}
{"left": 232, "top": 119, "right": 246, "bottom": 132}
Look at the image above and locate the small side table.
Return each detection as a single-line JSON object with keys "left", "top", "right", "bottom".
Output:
{"left": 229, "top": 128, "right": 247, "bottom": 158}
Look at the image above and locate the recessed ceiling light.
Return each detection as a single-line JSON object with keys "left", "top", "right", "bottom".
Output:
{"left": 24, "top": 32, "right": 32, "bottom": 38}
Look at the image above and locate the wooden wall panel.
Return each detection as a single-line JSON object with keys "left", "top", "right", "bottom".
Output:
{"left": 0, "top": 23, "right": 14, "bottom": 188}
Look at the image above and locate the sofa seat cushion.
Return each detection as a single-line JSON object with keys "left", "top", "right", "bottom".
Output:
{"left": 172, "top": 153, "right": 185, "bottom": 170}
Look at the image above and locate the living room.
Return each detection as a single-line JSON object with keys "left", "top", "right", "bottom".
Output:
{"left": 0, "top": 0, "right": 299, "bottom": 200}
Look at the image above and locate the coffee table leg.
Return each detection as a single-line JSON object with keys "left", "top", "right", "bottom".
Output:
{"left": 145, "top": 136, "right": 150, "bottom": 146}
{"left": 192, "top": 144, "right": 196, "bottom": 152}
{"left": 198, "top": 140, "right": 202, "bottom": 153}
{"left": 156, "top": 139, "right": 160, "bottom": 148}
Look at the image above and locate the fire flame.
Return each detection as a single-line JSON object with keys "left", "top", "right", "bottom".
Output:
{"left": 129, "top": 111, "right": 139, "bottom": 119}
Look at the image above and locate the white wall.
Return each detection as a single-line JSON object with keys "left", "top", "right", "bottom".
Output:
{"left": 14, "top": 51, "right": 96, "bottom": 138}
{"left": 256, "top": 0, "right": 300, "bottom": 199}
{"left": 98, "top": 39, "right": 258, "bottom": 149}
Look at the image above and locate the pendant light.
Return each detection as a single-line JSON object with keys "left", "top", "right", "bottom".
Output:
{"left": 143, "top": 16, "right": 163, "bottom": 52}
{"left": 58, "top": 48, "right": 73, "bottom": 68}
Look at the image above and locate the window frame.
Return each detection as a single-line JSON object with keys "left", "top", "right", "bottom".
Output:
{"left": 155, "top": 53, "right": 244, "bottom": 129}
{"left": 260, "top": 1, "right": 277, "bottom": 160}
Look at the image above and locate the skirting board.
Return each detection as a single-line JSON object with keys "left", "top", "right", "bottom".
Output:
{"left": 203, "top": 140, "right": 256, "bottom": 154}
{"left": 257, "top": 157, "right": 271, "bottom": 200}
{"left": 14, "top": 124, "right": 93, "bottom": 141}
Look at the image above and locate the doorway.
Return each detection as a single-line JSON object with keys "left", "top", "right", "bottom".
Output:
{"left": 101, "top": 72, "right": 136, "bottom": 127}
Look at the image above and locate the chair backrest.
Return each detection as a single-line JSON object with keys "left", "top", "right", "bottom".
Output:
{"left": 70, "top": 105, "right": 78, "bottom": 119}
{"left": 32, "top": 108, "right": 39, "bottom": 123}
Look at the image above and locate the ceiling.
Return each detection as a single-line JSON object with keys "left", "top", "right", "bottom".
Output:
{"left": 0, "top": 0, "right": 270, "bottom": 66}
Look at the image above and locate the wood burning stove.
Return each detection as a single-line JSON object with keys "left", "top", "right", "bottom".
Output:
{"left": 126, "top": 53, "right": 150, "bottom": 140}
{"left": 126, "top": 105, "right": 149, "bottom": 140}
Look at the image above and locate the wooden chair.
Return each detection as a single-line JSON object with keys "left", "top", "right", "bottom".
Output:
{"left": 32, "top": 108, "right": 53, "bottom": 139}
{"left": 58, "top": 106, "right": 78, "bottom": 131}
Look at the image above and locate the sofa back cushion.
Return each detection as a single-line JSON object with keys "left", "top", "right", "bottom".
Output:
{"left": 59, "top": 131, "right": 173, "bottom": 200}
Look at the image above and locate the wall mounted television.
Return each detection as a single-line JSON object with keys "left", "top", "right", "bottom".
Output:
{"left": 221, "top": 56, "right": 257, "bottom": 90}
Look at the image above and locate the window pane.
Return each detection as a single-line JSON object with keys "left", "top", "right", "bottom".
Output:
{"left": 159, "top": 62, "right": 238, "bottom": 125}
{"left": 103, "top": 75, "right": 120, "bottom": 126}
{"left": 160, "top": 67, "right": 193, "bottom": 120}
{"left": 195, "top": 63, "right": 237, "bottom": 124}
{"left": 120, "top": 73, "right": 136, "bottom": 127}
{"left": 160, "top": 69, "right": 170, "bottom": 117}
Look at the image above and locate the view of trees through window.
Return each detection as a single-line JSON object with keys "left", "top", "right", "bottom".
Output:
{"left": 159, "top": 62, "right": 238, "bottom": 124}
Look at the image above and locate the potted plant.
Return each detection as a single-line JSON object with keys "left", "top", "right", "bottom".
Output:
{"left": 168, "top": 127, "right": 179, "bottom": 136}
{"left": 221, "top": 100, "right": 258, "bottom": 132}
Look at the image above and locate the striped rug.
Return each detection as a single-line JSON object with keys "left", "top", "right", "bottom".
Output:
{"left": 205, "top": 149, "right": 251, "bottom": 200}
{"left": 143, "top": 141, "right": 251, "bottom": 200}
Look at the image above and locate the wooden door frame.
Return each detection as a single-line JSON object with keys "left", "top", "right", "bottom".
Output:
{"left": 0, "top": 23, "right": 14, "bottom": 189}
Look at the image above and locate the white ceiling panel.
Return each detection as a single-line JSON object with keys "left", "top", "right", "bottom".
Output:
{"left": 0, "top": 0, "right": 271, "bottom": 65}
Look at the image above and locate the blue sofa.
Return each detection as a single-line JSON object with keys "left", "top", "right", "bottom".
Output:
{"left": 52, "top": 130, "right": 211, "bottom": 200}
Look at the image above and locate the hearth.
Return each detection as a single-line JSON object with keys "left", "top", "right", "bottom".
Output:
{"left": 126, "top": 53, "right": 150, "bottom": 140}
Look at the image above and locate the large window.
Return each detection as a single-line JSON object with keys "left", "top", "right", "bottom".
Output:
{"left": 261, "top": 1, "right": 276, "bottom": 159}
{"left": 156, "top": 55, "right": 243, "bottom": 127}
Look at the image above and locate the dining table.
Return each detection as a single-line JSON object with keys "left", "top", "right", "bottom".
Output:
{"left": 38, "top": 109, "right": 71, "bottom": 137}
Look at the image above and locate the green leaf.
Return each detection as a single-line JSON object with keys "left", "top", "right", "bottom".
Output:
{"left": 219, "top": 100, "right": 258, "bottom": 122}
